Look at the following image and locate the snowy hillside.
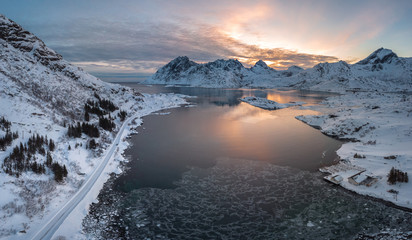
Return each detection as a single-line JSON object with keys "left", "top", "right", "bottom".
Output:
{"left": 146, "top": 48, "right": 412, "bottom": 92}
{"left": 0, "top": 14, "right": 186, "bottom": 238}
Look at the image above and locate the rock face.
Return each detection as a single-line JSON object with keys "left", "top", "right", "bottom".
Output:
{"left": 146, "top": 48, "right": 412, "bottom": 92}
{"left": 0, "top": 16, "right": 62, "bottom": 63}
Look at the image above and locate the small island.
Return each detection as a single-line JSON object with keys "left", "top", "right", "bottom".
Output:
{"left": 240, "top": 96, "right": 305, "bottom": 110}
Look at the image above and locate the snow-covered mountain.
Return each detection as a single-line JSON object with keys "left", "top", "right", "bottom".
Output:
{"left": 148, "top": 57, "right": 248, "bottom": 88}
{"left": 295, "top": 48, "right": 412, "bottom": 92}
{"left": 146, "top": 48, "right": 412, "bottom": 92}
{"left": 146, "top": 56, "right": 305, "bottom": 88}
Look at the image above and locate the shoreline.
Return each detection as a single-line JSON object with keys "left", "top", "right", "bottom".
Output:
{"left": 47, "top": 93, "right": 188, "bottom": 239}
{"left": 296, "top": 90, "right": 412, "bottom": 212}
{"left": 320, "top": 171, "right": 412, "bottom": 213}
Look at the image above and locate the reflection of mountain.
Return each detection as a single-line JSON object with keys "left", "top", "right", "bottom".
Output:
{"left": 146, "top": 48, "right": 412, "bottom": 92}
{"left": 171, "top": 87, "right": 246, "bottom": 107}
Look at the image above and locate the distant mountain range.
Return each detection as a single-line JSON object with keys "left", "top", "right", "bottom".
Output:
{"left": 146, "top": 48, "right": 412, "bottom": 92}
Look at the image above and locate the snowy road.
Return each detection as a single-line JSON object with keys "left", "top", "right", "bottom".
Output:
{"left": 30, "top": 116, "right": 134, "bottom": 240}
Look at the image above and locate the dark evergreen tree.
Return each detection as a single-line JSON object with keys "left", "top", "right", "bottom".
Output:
{"left": 84, "top": 111, "right": 90, "bottom": 122}
{"left": 52, "top": 162, "right": 68, "bottom": 182}
{"left": 46, "top": 151, "right": 53, "bottom": 166}
{"left": 81, "top": 122, "right": 100, "bottom": 138}
{"left": 88, "top": 139, "right": 97, "bottom": 149}
{"left": 99, "top": 117, "right": 115, "bottom": 131}
{"left": 388, "top": 167, "right": 409, "bottom": 184}
{"left": 2, "top": 133, "right": 59, "bottom": 178}
{"left": 388, "top": 167, "right": 396, "bottom": 184}
{"left": 99, "top": 98, "right": 117, "bottom": 112}
{"left": 118, "top": 110, "right": 127, "bottom": 121}
{"left": 49, "top": 139, "right": 55, "bottom": 151}
{"left": 0, "top": 116, "right": 11, "bottom": 130}
{"left": 0, "top": 129, "right": 18, "bottom": 150}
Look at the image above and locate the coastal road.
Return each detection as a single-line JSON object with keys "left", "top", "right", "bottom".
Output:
{"left": 30, "top": 116, "right": 135, "bottom": 240}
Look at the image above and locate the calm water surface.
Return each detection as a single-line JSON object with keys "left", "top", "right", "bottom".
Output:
{"left": 85, "top": 84, "right": 412, "bottom": 239}
{"left": 115, "top": 85, "right": 341, "bottom": 190}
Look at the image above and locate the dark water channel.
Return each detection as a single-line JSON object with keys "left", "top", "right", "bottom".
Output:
{"left": 85, "top": 84, "right": 412, "bottom": 240}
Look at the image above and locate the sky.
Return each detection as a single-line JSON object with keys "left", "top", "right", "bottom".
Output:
{"left": 2, "top": 0, "right": 412, "bottom": 78}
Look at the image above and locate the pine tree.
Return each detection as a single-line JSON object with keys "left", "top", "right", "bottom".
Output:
{"left": 63, "top": 165, "right": 68, "bottom": 178}
{"left": 388, "top": 167, "right": 396, "bottom": 184}
{"left": 88, "top": 139, "right": 97, "bottom": 149}
{"left": 46, "top": 151, "right": 53, "bottom": 166}
{"left": 49, "top": 139, "right": 55, "bottom": 151}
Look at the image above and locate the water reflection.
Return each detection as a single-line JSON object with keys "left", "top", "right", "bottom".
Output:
{"left": 121, "top": 83, "right": 336, "bottom": 107}
{"left": 222, "top": 103, "right": 278, "bottom": 123}
{"left": 114, "top": 84, "right": 341, "bottom": 191}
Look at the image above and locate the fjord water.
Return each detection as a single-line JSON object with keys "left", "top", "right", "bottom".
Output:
{"left": 99, "top": 84, "right": 412, "bottom": 239}
{"left": 115, "top": 85, "right": 341, "bottom": 190}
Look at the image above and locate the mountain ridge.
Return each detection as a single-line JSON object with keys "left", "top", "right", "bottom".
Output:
{"left": 146, "top": 48, "right": 412, "bottom": 92}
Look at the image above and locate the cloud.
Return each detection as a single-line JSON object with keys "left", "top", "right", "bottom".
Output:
{"left": 4, "top": 0, "right": 412, "bottom": 74}
{"left": 31, "top": 18, "right": 338, "bottom": 73}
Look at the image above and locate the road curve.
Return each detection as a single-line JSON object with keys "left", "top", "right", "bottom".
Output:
{"left": 30, "top": 116, "right": 134, "bottom": 240}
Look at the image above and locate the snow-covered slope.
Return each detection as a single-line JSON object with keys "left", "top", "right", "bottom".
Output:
{"left": 0, "top": 14, "right": 186, "bottom": 238}
{"left": 146, "top": 48, "right": 412, "bottom": 92}
{"left": 0, "top": 14, "right": 144, "bottom": 121}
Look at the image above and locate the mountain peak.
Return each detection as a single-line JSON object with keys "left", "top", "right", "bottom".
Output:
{"left": 357, "top": 48, "right": 398, "bottom": 65}
{"left": 287, "top": 65, "right": 304, "bottom": 72}
{"left": 170, "top": 56, "right": 191, "bottom": 63}
{"left": 166, "top": 56, "right": 196, "bottom": 67}
{"left": 207, "top": 58, "right": 244, "bottom": 70}
{"left": 254, "top": 60, "right": 269, "bottom": 68}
